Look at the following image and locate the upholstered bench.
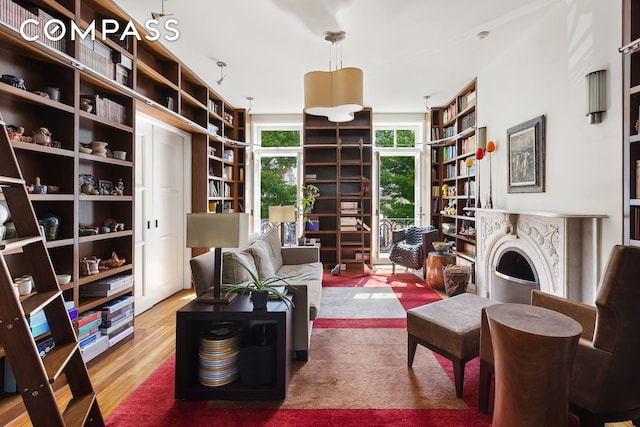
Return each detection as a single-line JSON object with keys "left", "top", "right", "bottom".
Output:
{"left": 407, "top": 293, "right": 499, "bottom": 397}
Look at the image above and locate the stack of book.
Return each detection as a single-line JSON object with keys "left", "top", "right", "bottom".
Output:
{"left": 99, "top": 295, "right": 134, "bottom": 347}
{"left": 340, "top": 201, "right": 359, "bottom": 214}
{"left": 78, "top": 311, "right": 107, "bottom": 362}
{"left": 80, "top": 274, "right": 134, "bottom": 297}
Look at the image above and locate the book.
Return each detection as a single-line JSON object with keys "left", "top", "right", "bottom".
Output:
{"left": 108, "top": 326, "right": 134, "bottom": 347}
{"left": 77, "top": 311, "right": 100, "bottom": 328}
{"left": 100, "top": 314, "right": 134, "bottom": 337}
{"left": 100, "top": 296, "right": 135, "bottom": 314}
{"left": 83, "top": 274, "right": 134, "bottom": 291}
{"left": 81, "top": 284, "right": 133, "bottom": 297}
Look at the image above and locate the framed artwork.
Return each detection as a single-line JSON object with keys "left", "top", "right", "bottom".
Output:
{"left": 507, "top": 115, "right": 545, "bottom": 193}
{"left": 98, "top": 179, "right": 113, "bottom": 195}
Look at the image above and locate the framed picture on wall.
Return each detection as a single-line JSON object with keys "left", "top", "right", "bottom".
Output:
{"left": 507, "top": 115, "right": 545, "bottom": 193}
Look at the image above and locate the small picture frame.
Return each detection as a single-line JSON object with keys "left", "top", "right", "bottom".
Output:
{"left": 507, "top": 115, "right": 545, "bottom": 193}
{"left": 98, "top": 179, "right": 113, "bottom": 195}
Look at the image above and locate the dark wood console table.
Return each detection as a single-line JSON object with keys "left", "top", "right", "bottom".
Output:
{"left": 175, "top": 295, "right": 292, "bottom": 400}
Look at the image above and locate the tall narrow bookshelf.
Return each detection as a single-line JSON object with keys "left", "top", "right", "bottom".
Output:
{"left": 429, "top": 80, "right": 477, "bottom": 273}
{"left": 303, "top": 109, "right": 372, "bottom": 270}
{"left": 338, "top": 137, "right": 372, "bottom": 275}
{"left": 623, "top": 0, "right": 640, "bottom": 245}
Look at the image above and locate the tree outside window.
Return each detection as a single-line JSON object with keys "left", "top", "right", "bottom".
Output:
{"left": 259, "top": 130, "right": 299, "bottom": 219}
{"left": 376, "top": 129, "right": 416, "bottom": 220}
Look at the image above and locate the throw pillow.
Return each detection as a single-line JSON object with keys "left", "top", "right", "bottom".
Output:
{"left": 262, "top": 227, "right": 284, "bottom": 271}
{"left": 222, "top": 250, "right": 257, "bottom": 284}
{"left": 248, "top": 239, "right": 276, "bottom": 278}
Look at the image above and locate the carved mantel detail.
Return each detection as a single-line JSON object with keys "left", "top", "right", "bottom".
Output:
{"left": 518, "top": 217, "right": 560, "bottom": 282}
{"left": 474, "top": 208, "right": 606, "bottom": 304}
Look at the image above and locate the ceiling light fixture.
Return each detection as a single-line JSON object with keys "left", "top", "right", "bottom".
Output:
{"left": 216, "top": 61, "right": 227, "bottom": 85}
{"left": 424, "top": 95, "right": 431, "bottom": 112}
{"left": 304, "top": 31, "right": 363, "bottom": 123}
{"left": 151, "top": 0, "right": 172, "bottom": 20}
{"left": 246, "top": 96, "right": 254, "bottom": 113}
{"left": 476, "top": 30, "right": 490, "bottom": 40}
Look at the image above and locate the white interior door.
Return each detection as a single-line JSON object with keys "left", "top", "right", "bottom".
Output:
{"left": 135, "top": 116, "right": 188, "bottom": 314}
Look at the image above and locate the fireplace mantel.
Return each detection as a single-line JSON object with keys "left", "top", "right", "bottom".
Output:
{"left": 473, "top": 208, "right": 607, "bottom": 304}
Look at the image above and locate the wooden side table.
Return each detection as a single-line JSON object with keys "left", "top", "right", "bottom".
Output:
{"left": 485, "top": 303, "right": 582, "bottom": 427}
{"left": 175, "top": 295, "right": 292, "bottom": 400}
{"left": 426, "top": 251, "right": 456, "bottom": 290}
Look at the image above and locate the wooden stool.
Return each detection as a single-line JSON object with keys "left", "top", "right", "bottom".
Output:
{"left": 485, "top": 303, "right": 582, "bottom": 427}
{"left": 426, "top": 251, "right": 455, "bottom": 290}
{"left": 407, "top": 293, "right": 499, "bottom": 397}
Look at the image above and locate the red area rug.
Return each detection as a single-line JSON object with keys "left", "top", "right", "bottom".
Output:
{"left": 106, "top": 272, "right": 494, "bottom": 426}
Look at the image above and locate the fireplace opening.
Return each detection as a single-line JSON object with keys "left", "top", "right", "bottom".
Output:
{"left": 491, "top": 248, "right": 539, "bottom": 304}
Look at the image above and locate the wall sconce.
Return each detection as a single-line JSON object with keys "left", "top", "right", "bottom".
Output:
{"left": 586, "top": 70, "right": 606, "bottom": 124}
{"left": 477, "top": 127, "right": 487, "bottom": 151}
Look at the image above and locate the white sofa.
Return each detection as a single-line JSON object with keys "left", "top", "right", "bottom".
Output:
{"left": 221, "top": 227, "right": 323, "bottom": 361}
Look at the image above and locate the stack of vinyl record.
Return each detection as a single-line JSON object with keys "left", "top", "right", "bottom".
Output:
{"left": 198, "top": 322, "right": 240, "bottom": 387}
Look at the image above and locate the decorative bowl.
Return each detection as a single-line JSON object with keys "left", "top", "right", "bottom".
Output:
{"left": 432, "top": 241, "right": 450, "bottom": 252}
{"left": 79, "top": 147, "right": 92, "bottom": 154}
{"left": 56, "top": 274, "right": 71, "bottom": 285}
{"left": 113, "top": 151, "right": 127, "bottom": 160}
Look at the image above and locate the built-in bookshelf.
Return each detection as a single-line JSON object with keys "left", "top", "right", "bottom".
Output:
{"left": 303, "top": 109, "right": 372, "bottom": 270}
{"left": 623, "top": 0, "right": 640, "bottom": 245}
{"left": 0, "top": 0, "right": 246, "bottom": 421}
{"left": 429, "top": 80, "right": 477, "bottom": 270}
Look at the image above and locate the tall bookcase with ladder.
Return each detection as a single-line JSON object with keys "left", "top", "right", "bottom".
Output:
{"left": 0, "top": 115, "right": 104, "bottom": 425}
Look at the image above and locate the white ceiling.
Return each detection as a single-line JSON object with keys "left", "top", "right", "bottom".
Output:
{"left": 111, "top": 0, "right": 556, "bottom": 115}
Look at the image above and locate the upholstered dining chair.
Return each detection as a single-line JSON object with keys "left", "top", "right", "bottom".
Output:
{"left": 389, "top": 226, "right": 437, "bottom": 275}
{"left": 479, "top": 245, "right": 640, "bottom": 427}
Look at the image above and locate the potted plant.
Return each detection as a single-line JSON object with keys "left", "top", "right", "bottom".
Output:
{"left": 223, "top": 260, "right": 295, "bottom": 311}
{"left": 301, "top": 184, "right": 320, "bottom": 232}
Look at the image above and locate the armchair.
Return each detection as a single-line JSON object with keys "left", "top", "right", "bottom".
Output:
{"left": 389, "top": 226, "right": 437, "bottom": 276}
{"left": 479, "top": 245, "right": 640, "bottom": 427}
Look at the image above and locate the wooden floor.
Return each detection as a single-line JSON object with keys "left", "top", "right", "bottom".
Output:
{"left": 3, "top": 284, "right": 635, "bottom": 426}
{"left": 6, "top": 289, "right": 196, "bottom": 426}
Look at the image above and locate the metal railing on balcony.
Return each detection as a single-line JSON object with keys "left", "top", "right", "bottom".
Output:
{"left": 379, "top": 217, "right": 415, "bottom": 253}
{"left": 259, "top": 217, "right": 417, "bottom": 254}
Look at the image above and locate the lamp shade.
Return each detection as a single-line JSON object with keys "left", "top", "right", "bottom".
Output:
{"left": 304, "top": 67, "right": 364, "bottom": 122}
{"left": 186, "top": 213, "right": 250, "bottom": 249}
{"left": 268, "top": 205, "right": 296, "bottom": 223}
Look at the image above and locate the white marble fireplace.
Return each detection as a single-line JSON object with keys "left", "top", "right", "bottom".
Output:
{"left": 474, "top": 209, "right": 607, "bottom": 304}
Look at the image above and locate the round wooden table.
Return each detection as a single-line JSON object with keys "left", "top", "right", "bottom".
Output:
{"left": 426, "top": 251, "right": 456, "bottom": 290}
{"left": 485, "top": 303, "right": 582, "bottom": 427}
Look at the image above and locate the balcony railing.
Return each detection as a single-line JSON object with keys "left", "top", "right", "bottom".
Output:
{"left": 379, "top": 217, "right": 414, "bottom": 253}
{"left": 260, "top": 217, "right": 417, "bottom": 254}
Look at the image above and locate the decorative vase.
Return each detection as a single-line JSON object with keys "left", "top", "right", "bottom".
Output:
{"left": 38, "top": 213, "right": 60, "bottom": 240}
{"left": 250, "top": 290, "right": 269, "bottom": 311}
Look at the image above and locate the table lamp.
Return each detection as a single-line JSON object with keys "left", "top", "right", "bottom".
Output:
{"left": 268, "top": 205, "right": 296, "bottom": 245}
{"left": 186, "top": 212, "right": 249, "bottom": 303}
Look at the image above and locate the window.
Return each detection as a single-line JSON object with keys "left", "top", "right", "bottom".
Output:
{"left": 253, "top": 126, "right": 302, "bottom": 244}
{"left": 375, "top": 129, "right": 416, "bottom": 148}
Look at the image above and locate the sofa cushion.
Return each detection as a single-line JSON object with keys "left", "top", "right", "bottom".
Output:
{"left": 249, "top": 239, "right": 276, "bottom": 278}
{"left": 262, "top": 227, "right": 284, "bottom": 272}
{"left": 278, "top": 262, "right": 323, "bottom": 320}
{"left": 222, "top": 249, "right": 257, "bottom": 284}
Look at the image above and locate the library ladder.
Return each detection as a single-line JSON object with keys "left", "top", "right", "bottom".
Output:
{"left": 0, "top": 114, "right": 104, "bottom": 426}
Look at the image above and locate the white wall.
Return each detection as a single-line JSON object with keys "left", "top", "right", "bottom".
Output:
{"left": 476, "top": 0, "right": 622, "bottom": 267}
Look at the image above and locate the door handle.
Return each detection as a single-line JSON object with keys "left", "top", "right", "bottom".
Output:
{"left": 155, "top": 219, "right": 159, "bottom": 228}
{"left": 147, "top": 220, "right": 151, "bottom": 229}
